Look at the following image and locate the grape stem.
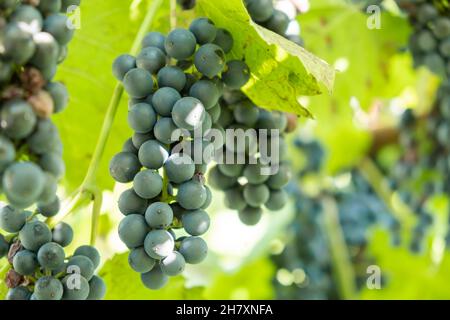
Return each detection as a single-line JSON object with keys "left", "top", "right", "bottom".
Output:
{"left": 170, "top": 0, "right": 177, "bottom": 30}
{"left": 50, "top": 0, "right": 165, "bottom": 230}
{"left": 358, "top": 158, "right": 415, "bottom": 230}
{"left": 321, "top": 196, "right": 357, "bottom": 300}
{"left": 89, "top": 188, "right": 103, "bottom": 246}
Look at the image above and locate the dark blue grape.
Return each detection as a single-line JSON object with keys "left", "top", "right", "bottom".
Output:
{"left": 67, "top": 255, "right": 95, "bottom": 281}
{"left": 172, "top": 97, "right": 206, "bottom": 130}
{"left": 153, "top": 117, "right": 179, "bottom": 144}
{"left": 164, "top": 153, "right": 195, "bottom": 184}
{"left": 136, "top": 47, "right": 166, "bottom": 74}
{"left": 123, "top": 68, "right": 154, "bottom": 98}
{"left": 52, "top": 222, "right": 73, "bottom": 247}
{"left": 164, "top": 28, "right": 197, "bottom": 60}
{"left": 144, "top": 229, "right": 175, "bottom": 259}
{"left": 6, "top": 286, "right": 31, "bottom": 300}
{"left": 43, "top": 14, "right": 74, "bottom": 46}
{"left": 189, "top": 79, "right": 220, "bottom": 109}
{"left": 157, "top": 66, "right": 186, "bottom": 92}
{"left": 179, "top": 236, "right": 207, "bottom": 264}
{"left": 142, "top": 32, "right": 166, "bottom": 53}
{"left": 112, "top": 54, "right": 136, "bottom": 81}
{"left": 62, "top": 275, "right": 90, "bottom": 300}
{"left": 182, "top": 209, "right": 210, "bottom": 236}
{"left": 74, "top": 245, "right": 101, "bottom": 269}
{"left": 128, "top": 247, "right": 155, "bottom": 273}
{"left": 238, "top": 206, "right": 262, "bottom": 226}
{"left": 87, "top": 275, "right": 106, "bottom": 300}
{"left": 34, "top": 276, "right": 63, "bottom": 300}
{"left": 0, "top": 205, "right": 27, "bottom": 233}
{"left": 118, "top": 188, "right": 148, "bottom": 215}
{"left": 13, "top": 250, "right": 38, "bottom": 275}
{"left": 0, "top": 99, "right": 37, "bottom": 139}
{"left": 189, "top": 18, "right": 217, "bottom": 45}
{"left": 37, "top": 242, "right": 65, "bottom": 270}
{"left": 222, "top": 60, "right": 250, "bottom": 89}
{"left": 194, "top": 44, "right": 225, "bottom": 78}
{"left": 213, "top": 28, "right": 233, "bottom": 53}
{"left": 161, "top": 251, "right": 185, "bottom": 276}
{"left": 246, "top": 0, "right": 273, "bottom": 22}
{"left": 128, "top": 102, "right": 156, "bottom": 133}
{"left": 118, "top": 214, "right": 149, "bottom": 249}
{"left": 133, "top": 169, "right": 163, "bottom": 199}
{"left": 141, "top": 265, "right": 168, "bottom": 289}
{"left": 109, "top": 152, "right": 141, "bottom": 183}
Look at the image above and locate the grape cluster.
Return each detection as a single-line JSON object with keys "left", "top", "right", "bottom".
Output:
{"left": 110, "top": 18, "right": 250, "bottom": 289}
{"left": 388, "top": 94, "right": 447, "bottom": 252}
{"left": 397, "top": 0, "right": 450, "bottom": 77}
{"left": 380, "top": 1, "right": 450, "bottom": 252}
{"left": 0, "top": 205, "right": 105, "bottom": 300}
{"left": 272, "top": 138, "right": 395, "bottom": 299}
{"left": 0, "top": 0, "right": 81, "bottom": 212}
{"left": 209, "top": 90, "right": 291, "bottom": 226}
{"left": 206, "top": 0, "right": 302, "bottom": 225}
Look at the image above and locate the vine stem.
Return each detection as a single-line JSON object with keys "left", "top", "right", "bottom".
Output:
{"left": 321, "top": 196, "right": 357, "bottom": 300}
{"left": 170, "top": 0, "right": 177, "bottom": 30}
{"left": 358, "top": 158, "right": 414, "bottom": 230}
{"left": 90, "top": 189, "right": 103, "bottom": 246}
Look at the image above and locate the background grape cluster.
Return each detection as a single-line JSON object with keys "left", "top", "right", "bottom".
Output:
{"left": 399, "top": 0, "right": 450, "bottom": 77}
{"left": 0, "top": 0, "right": 78, "bottom": 211}
{"left": 110, "top": 15, "right": 252, "bottom": 289}
{"left": 272, "top": 138, "right": 395, "bottom": 299}
{"left": 0, "top": 0, "right": 106, "bottom": 300}
{"left": 375, "top": 0, "right": 450, "bottom": 252}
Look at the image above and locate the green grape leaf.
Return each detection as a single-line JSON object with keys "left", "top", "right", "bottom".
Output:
{"left": 99, "top": 252, "right": 204, "bottom": 300}
{"left": 203, "top": 258, "right": 275, "bottom": 299}
{"left": 196, "top": 0, "right": 335, "bottom": 117}
{"left": 54, "top": 0, "right": 154, "bottom": 191}
{"left": 360, "top": 230, "right": 450, "bottom": 299}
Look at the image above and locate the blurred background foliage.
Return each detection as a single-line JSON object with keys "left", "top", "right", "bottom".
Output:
{"left": 2, "top": 0, "right": 449, "bottom": 299}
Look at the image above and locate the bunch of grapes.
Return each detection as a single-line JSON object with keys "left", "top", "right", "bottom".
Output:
{"left": 0, "top": 0, "right": 107, "bottom": 300}
{"left": 0, "top": 0, "right": 82, "bottom": 212}
{"left": 207, "top": 0, "right": 302, "bottom": 225}
{"left": 386, "top": 95, "right": 446, "bottom": 252}
{"left": 208, "top": 90, "right": 292, "bottom": 225}
{"left": 397, "top": 0, "right": 450, "bottom": 77}
{"left": 376, "top": 1, "right": 450, "bottom": 252}
{"left": 110, "top": 17, "right": 251, "bottom": 289}
{"left": 271, "top": 138, "right": 395, "bottom": 299}
{"left": 0, "top": 205, "right": 105, "bottom": 300}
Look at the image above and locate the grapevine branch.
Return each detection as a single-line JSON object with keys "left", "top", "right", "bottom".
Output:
{"left": 90, "top": 188, "right": 103, "bottom": 246}
{"left": 358, "top": 158, "right": 415, "bottom": 230}
{"left": 170, "top": 0, "right": 177, "bottom": 30}
{"left": 321, "top": 196, "right": 357, "bottom": 300}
